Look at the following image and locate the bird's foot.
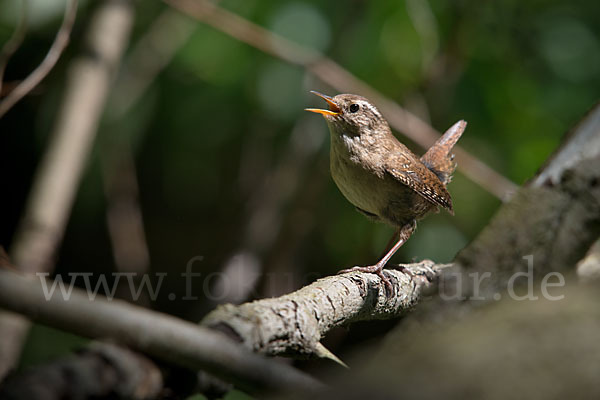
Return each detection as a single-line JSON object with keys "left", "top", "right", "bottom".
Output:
{"left": 338, "top": 263, "right": 394, "bottom": 295}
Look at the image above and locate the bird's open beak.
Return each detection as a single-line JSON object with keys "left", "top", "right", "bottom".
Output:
{"left": 305, "top": 91, "right": 341, "bottom": 116}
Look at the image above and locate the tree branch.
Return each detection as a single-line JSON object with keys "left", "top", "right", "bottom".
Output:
{"left": 0, "top": 342, "right": 163, "bottom": 400}
{"left": 0, "top": 0, "right": 78, "bottom": 118}
{"left": 203, "top": 261, "right": 448, "bottom": 365}
{"left": 0, "top": 269, "right": 322, "bottom": 394}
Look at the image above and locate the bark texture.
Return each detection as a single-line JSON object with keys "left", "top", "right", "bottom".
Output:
{"left": 202, "top": 261, "right": 446, "bottom": 362}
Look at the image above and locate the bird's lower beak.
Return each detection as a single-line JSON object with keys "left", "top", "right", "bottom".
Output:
{"left": 305, "top": 91, "right": 341, "bottom": 116}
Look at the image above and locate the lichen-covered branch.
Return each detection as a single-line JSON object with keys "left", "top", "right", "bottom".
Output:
{"left": 202, "top": 261, "right": 449, "bottom": 363}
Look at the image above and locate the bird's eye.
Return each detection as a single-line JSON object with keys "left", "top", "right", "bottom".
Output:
{"left": 349, "top": 103, "right": 359, "bottom": 113}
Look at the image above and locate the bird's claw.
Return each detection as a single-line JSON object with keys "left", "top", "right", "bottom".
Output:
{"left": 338, "top": 264, "right": 394, "bottom": 295}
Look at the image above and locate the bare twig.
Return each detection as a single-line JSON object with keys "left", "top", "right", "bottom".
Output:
{"left": 0, "top": 0, "right": 28, "bottom": 95}
{"left": 163, "top": 0, "right": 518, "bottom": 200}
{"left": 0, "top": 0, "right": 78, "bottom": 118}
{"left": 0, "top": 0, "right": 134, "bottom": 380}
{"left": 0, "top": 269, "right": 323, "bottom": 393}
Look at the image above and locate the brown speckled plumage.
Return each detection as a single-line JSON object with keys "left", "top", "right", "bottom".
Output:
{"left": 306, "top": 92, "right": 466, "bottom": 293}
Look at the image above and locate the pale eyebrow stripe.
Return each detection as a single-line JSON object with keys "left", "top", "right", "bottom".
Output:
{"left": 361, "top": 101, "right": 382, "bottom": 118}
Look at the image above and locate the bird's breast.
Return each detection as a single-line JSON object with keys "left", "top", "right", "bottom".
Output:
{"left": 329, "top": 137, "right": 389, "bottom": 219}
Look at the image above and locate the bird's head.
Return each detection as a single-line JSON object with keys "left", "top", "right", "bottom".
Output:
{"left": 305, "top": 91, "right": 388, "bottom": 138}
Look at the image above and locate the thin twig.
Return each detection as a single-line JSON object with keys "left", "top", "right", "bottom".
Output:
{"left": 163, "top": 0, "right": 518, "bottom": 200}
{"left": 0, "top": 0, "right": 78, "bottom": 118}
{"left": 0, "top": 0, "right": 28, "bottom": 95}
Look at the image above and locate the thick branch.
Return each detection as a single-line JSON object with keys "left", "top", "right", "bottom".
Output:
{"left": 202, "top": 261, "right": 447, "bottom": 363}
{"left": 320, "top": 285, "right": 600, "bottom": 400}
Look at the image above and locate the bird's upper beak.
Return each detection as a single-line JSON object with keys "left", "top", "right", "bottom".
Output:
{"left": 305, "top": 91, "right": 341, "bottom": 116}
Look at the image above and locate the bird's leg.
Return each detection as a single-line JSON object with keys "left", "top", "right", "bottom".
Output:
{"left": 339, "top": 221, "right": 416, "bottom": 293}
{"left": 378, "top": 230, "right": 399, "bottom": 259}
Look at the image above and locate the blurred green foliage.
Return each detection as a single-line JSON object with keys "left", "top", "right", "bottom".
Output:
{"left": 0, "top": 0, "right": 599, "bottom": 390}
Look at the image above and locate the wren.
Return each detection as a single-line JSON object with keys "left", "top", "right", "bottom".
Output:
{"left": 306, "top": 91, "right": 466, "bottom": 292}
